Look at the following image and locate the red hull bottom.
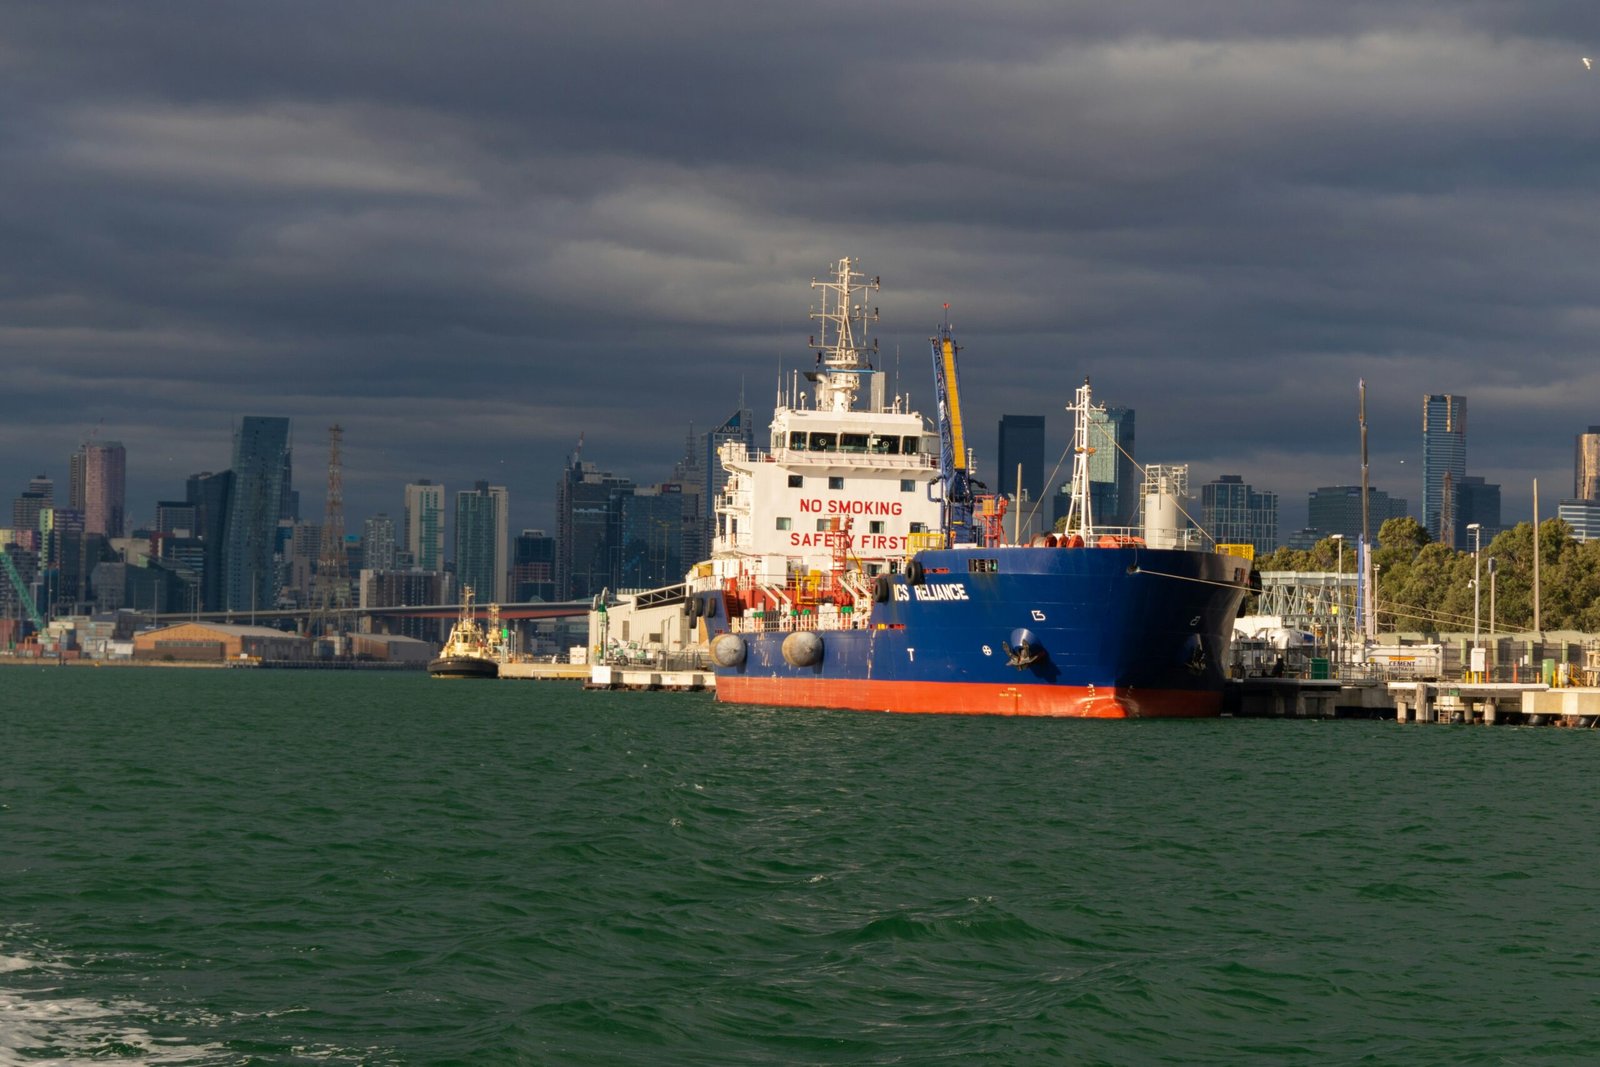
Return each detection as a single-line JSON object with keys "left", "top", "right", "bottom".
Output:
{"left": 715, "top": 677, "right": 1222, "bottom": 718}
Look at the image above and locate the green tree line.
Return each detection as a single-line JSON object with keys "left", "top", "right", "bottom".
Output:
{"left": 1254, "top": 516, "right": 1600, "bottom": 633}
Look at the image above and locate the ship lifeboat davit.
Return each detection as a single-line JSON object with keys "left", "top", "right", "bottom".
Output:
{"left": 781, "top": 630, "right": 824, "bottom": 667}
{"left": 711, "top": 633, "right": 747, "bottom": 667}
{"left": 1003, "top": 627, "right": 1045, "bottom": 669}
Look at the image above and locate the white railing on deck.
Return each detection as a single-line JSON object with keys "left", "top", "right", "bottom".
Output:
{"left": 722, "top": 445, "right": 934, "bottom": 469}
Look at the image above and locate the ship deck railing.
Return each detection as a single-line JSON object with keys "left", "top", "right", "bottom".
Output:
{"left": 723, "top": 445, "right": 935, "bottom": 469}
{"left": 730, "top": 611, "right": 872, "bottom": 635}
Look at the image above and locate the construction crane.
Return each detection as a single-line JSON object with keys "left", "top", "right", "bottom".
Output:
{"left": 930, "top": 307, "right": 978, "bottom": 543}
{"left": 0, "top": 546, "right": 46, "bottom": 636}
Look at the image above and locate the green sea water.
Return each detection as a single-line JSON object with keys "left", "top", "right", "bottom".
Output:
{"left": 2, "top": 667, "right": 1598, "bottom": 1065}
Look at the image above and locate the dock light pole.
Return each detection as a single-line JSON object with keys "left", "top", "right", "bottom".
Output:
{"left": 1467, "top": 523, "right": 1482, "bottom": 676}
{"left": 1488, "top": 557, "right": 1497, "bottom": 640}
{"left": 1330, "top": 534, "right": 1344, "bottom": 672}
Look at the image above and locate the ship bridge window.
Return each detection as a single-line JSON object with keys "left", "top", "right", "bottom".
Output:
{"left": 875, "top": 436, "right": 901, "bottom": 454}
{"left": 902, "top": 436, "right": 922, "bottom": 455}
{"left": 789, "top": 432, "right": 808, "bottom": 450}
{"left": 809, "top": 432, "right": 837, "bottom": 451}
{"left": 840, "top": 433, "right": 870, "bottom": 453}
{"left": 968, "top": 558, "right": 999, "bottom": 574}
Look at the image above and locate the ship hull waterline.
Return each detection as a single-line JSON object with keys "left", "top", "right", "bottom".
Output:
{"left": 427, "top": 656, "right": 499, "bottom": 680}
{"left": 704, "top": 545, "right": 1250, "bottom": 719}
{"left": 714, "top": 676, "right": 1221, "bottom": 718}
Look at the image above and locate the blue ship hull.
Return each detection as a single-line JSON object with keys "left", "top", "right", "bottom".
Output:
{"left": 705, "top": 546, "right": 1250, "bottom": 717}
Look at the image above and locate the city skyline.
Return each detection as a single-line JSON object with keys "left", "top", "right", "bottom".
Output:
{"left": 5, "top": 6, "right": 1600, "bottom": 537}
{"left": 4, "top": 388, "right": 1589, "bottom": 557}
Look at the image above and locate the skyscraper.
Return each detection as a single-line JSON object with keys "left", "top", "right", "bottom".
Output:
{"left": 71, "top": 442, "right": 127, "bottom": 538}
{"left": 403, "top": 481, "right": 445, "bottom": 573}
{"left": 1307, "top": 486, "right": 1410, "bottom": 543}
{"left": 362, "top": 513, "right": 397, "bottom": 572}
{"left": 222, "top": 416, "right": 291, "bottom": 613}
{"left": 701, "top": 407, "right": 754, "bottom": 554}
{"left": 1576, "top": 426, "right": 1600, "bottom": 502}
{"left": 1454, "top": 476, "right": 1501, "bottom": 545}
{"left": 620, "top": 484, "right": 688, "bottom": 590}
{"left": 1086, "top": 406, "right": 1137, "bottom": 527}
{"left": 1422, "top": 394, "right": 1466, "bottom": 545}
{"left": 1201, "top": 475, "right": 1279, "bottom": 554}
{"left": 512, "top": 529, "right": 557, "bottom": 602}
{"left": 11, "top": 475, "right": 53, "bottom": 541}
{"left": 454, "top": 481, "right": 508, "bottom": 603}
{"left": 557, "top": 460, "right": 634, "bottom": 600}
{"left": 186, "top": 470, "right": 233, "bottom": 612}
{"left": 997, "top": 415, "right": 1045, "bottom": 502}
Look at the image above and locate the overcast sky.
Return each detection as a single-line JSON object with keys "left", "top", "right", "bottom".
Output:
{"left": 6, "top": 2, "right": 1600, "bottom": 538}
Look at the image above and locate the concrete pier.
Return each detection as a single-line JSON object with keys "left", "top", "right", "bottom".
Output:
{"left": 498, "top": 661, "right": 588, "bottom": 681}
{"left": 1230, "top": 679, "right": 1394, "bottom": 718}
{"left": 1389, "top": 682, "right": 1546, "bottom": 724}
{"left": 1521, "top": 687, "right": 1600, "bottom": 726}
{"left": 586, "top": 665, "right": 715, "bottom": 692}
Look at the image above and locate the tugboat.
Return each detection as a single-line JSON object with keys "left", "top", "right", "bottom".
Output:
{"left": 428, "top": 587, "right": 502, "bottom": 679}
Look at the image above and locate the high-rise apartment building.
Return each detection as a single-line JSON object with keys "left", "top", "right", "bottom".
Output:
{"left": 71, "top": 442, "right": 127, "bottom": 538}
{"left": 1201, "top": 474, "right": 1279, "bottom": 554}
{"left": 1576, "top": 426, "right": 1600, "bottom": 502}
{"left": 454, "top": 482, "right": 509, "bottom": 603}
{"left": 1422, "top": 394, "right": 1467, "bottom": 545}
{"left": 1086, "top": 406, "right": 1137, "bottom": 527}
{"left": 997, "top": 415, "right": 1045, "bottom": 502}
{"left": 362, "top": 513, "right": 397, "bottom": 573}
{"left": 1306, "top": 486, "right": 1410, "bottom": 543}
{"left": 222, "top": 417, "right": 291, "bottom": 613}
{"left": 403, "top": 481, "right": 445, "bottom": 573}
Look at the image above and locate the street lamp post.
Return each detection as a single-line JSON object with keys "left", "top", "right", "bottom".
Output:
{"left": 1467, "top": 523, "right": 1482, "bottom": 679}
{"left": 1330, "top": 534, "right": 1344, "bottom": 673}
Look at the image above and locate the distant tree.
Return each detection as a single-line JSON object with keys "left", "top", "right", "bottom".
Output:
{"left": 1235, "top": 515, "right": 1600, "bottom": 634}
{"left": 1378, "top": 516, "right": 1428, "bottom": 555}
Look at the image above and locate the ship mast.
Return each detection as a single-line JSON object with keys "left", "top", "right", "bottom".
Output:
{"left": 1062, "top": 377, "right": 1100, "bottom": 540}
{"left": 809, "top": 258, "right": 880, "bottom": 413}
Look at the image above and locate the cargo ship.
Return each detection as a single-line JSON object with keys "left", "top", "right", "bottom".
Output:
{"left": 690, "top": 258, "right": 1250, "bottom": 717}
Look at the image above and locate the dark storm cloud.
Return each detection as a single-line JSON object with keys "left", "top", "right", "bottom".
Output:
{"left": 5, "top": 1, "right": 1600, "bottom": 533}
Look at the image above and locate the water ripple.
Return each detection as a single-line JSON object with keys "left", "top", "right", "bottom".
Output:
{"left": 4, "top": 674, "right": 1600, "bottom": 1063}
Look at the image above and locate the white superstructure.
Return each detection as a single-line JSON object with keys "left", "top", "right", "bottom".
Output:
{"left": 706, "top": 259, "right": 943, "bottom": 589}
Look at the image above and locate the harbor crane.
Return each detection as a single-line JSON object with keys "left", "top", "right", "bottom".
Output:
{"left": 0, "top": 546, "right": 46, "bottom": 636}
